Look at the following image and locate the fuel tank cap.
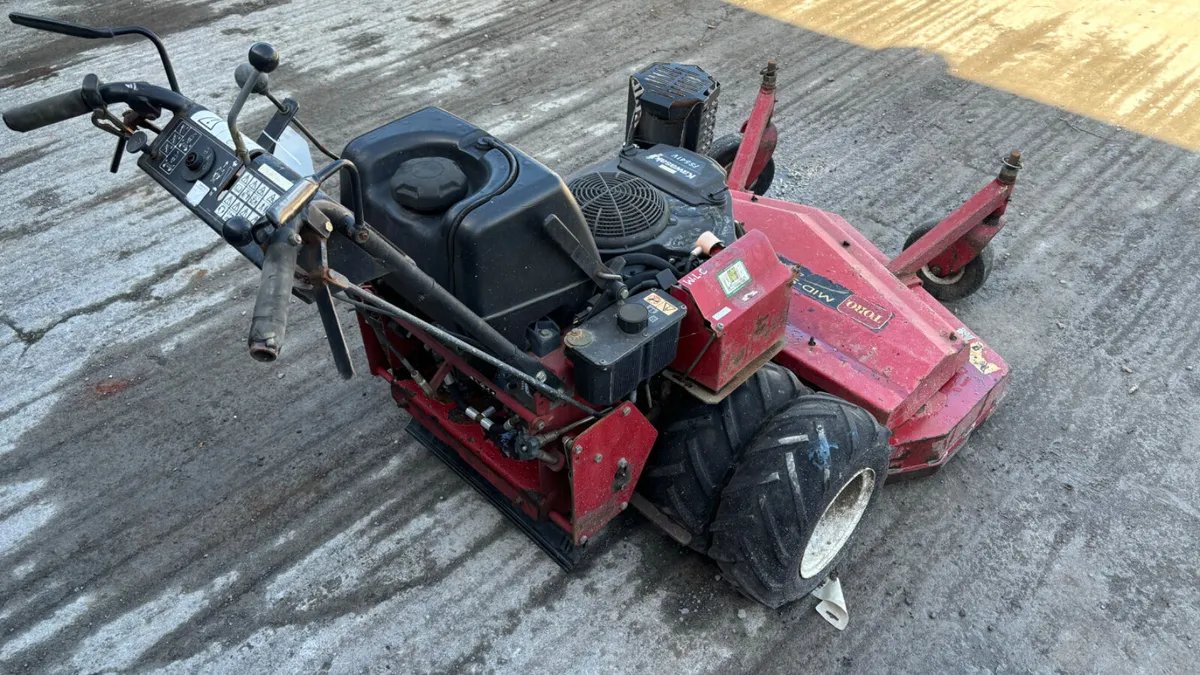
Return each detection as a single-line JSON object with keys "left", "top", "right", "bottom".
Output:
{"left": 390, "top": 156, "right": 468, "bottom": 213}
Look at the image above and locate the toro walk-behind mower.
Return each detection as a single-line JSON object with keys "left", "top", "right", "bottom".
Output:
{"left": 3, "top": 14, "right": 1020, "bottom": 608}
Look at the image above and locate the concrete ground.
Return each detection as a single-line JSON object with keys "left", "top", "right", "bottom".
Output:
{"left": 1, "top": 0, "right": 1198, "bottom": 673}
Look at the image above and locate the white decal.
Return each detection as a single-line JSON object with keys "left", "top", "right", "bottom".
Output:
{"left": 645, "top": 152, "right": 699, "bottom": 180}
{"left": 185, "top": 180, "right": 210, "bottom": 205}
{"left": 189, "top": 110, "right": 265, "bottom": 155}
{"left": 258, "top": 164, "right": 295, "bottom": 191}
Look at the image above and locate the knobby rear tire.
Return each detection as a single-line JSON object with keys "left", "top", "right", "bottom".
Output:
{"left": 708, "top": 392, "right": 890, "bottom": 608}
{"left": 639, "top": 363, "right": 808, "bottom": 551}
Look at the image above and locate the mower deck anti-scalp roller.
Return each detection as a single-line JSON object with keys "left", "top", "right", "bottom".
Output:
{"left": 3, "top": 10, "right": 1019, "bottom": 609}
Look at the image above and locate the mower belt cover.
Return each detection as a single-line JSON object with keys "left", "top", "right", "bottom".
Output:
{"left": 568, "top": 403, "right": 657, "bottom": 544}
{"left": 669, "top": 229, "right": 795, "bottom": 394}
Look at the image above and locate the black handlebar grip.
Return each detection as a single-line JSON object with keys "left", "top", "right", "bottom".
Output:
{"left": 247, "top": 225, "right": 301, "bottom": 362}
{"left": 3, "top": 89, "right": 91, "bottom": 132}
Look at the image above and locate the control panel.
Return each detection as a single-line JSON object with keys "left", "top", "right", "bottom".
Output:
{"left": 137, "top": 111, "right": 299, "bottom": 266}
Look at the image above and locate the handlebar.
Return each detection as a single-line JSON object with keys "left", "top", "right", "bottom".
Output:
{"left": 248, "top": 222, "right": 301, "bottom": 362}
{"left": 3, "top": 80, "right": 191, "bottom": 132}
{"left": 2, "top": 89, "right": 91, "bottom": 132}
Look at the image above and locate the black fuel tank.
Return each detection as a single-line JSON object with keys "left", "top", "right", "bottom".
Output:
{"left": 340, "top": 107, "right": 594, "bottom": 346}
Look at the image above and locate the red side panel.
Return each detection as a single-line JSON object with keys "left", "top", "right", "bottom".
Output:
{"left": 569, "top": 404, "right": 657, "bottom": 544}
{"left": 737, "top": 193, "right": 969, "bottom": 428}
{"left": 668, "top": 229, "right": 794, "bottom": 391}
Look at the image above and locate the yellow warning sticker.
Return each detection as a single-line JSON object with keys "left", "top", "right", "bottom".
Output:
{"left": 969, "top": 342, "right": 1000, "bottom": 375}
{"left": 644, "top": 292, "right": 678, "bottom": 315}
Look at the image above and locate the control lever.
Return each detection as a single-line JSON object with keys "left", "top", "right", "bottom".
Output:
{"left": 9, "top": 13, "right": 181, "bottom": 92}
{"left": 234, "top": 62, "right": 298, "bottom": 155}
{"left": 227, "top": 42, "right": 279, "bottom": 164}
{"left": 232, "top": 59, "right": 340, "bottom": 162}
{"left": 221, "top": 216, "right": 255, "bottom": 248}
{"left": 234, "top": 63, "right": 270, "bottom": 95}
{"left": 297, "top": 208, "right": 355, "bottom": 380}
{"left": 124, "top": 131, "right": 159, "bottom": 161}
{"left": 108, "top": 134, "right": 128, "bottom": 173}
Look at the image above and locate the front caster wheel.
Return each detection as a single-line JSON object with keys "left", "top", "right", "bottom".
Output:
{"left": 708, "top": 393, "right": 890, "bottom": 608}
{"left": 902, "top": 223, "right": 994, "bottom": 302}
{"left": 708, "top": 133, "right": 775, "bottom": 195}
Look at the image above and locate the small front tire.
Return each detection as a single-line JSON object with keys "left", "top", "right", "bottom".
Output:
{"left": 708, "top": 133, "right": 775, "bottom": 195}
{"left": 902, "top": 224, "right": 994, "bottom": 302}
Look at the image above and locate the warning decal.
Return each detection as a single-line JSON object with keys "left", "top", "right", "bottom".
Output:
{"left": 717, "top": 259, "right": 753, "bottom": 297}
{"left": 790, "top": 264, "right": 894, "bottom": 332}
{"left": 969, "top": 342, "right": 1001, "bottom": 375}
{"left": 643, "top": 292, "right": 679, "bottom": 316}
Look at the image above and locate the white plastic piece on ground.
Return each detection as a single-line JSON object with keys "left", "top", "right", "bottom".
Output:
{"left": 810, "top": 576, "right": 848, "bottom": 630}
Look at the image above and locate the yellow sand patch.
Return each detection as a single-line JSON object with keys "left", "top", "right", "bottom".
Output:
{"left": 729, "top": 0, "right": 1200, "bottom": 149}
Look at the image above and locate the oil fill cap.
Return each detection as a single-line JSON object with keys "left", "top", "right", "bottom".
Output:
{"left": 617, "top": 303, "right": 649, "bottom": 334}
{"left": 391, "top": 156, "right": 468, "bottom": 213}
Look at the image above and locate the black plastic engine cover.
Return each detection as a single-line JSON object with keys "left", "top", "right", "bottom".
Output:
{"left": 340, "top": 107, "right": 594, "bottom": 346}
{"left": 566, "top": 145, "right": 736, "bottom": 259}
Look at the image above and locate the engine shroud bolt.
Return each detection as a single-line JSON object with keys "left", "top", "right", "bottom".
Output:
{"left": 573, "top": 444, "right": 582, "bottom": 455}
{"left": 593, "top": 453, "right": 603, "bottom": 463}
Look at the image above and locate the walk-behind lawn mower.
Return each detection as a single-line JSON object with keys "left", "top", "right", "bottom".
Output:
{"left": 4, "top": 14, "right": 1020, "bottom": 609}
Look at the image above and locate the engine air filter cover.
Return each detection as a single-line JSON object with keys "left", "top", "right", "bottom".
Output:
{"left": 568, "top": 171, "right": 669, "bottom": 249}
{"left": 626, "top": 63, "right": 720, "bottom": 154}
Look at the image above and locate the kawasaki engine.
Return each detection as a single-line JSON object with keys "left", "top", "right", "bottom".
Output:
{"left": 568, "top": 63, "right": 733, "bottom": 261}
{"left": 566, "top": 144, "right": 733, "bottom": 260}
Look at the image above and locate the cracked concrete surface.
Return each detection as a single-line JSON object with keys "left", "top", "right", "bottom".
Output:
{"left": 1, "top": 0, "right": 1198, "bottom": 673}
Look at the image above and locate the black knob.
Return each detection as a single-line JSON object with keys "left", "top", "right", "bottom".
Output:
{"left": 234, "top": 62, "right": 270, "bottom": 94}
{"left": 617, "top": 303, "right": 649, "bottom": 334}
{"left": 248, "top": 42, "right": 279, "bottom": 73}
{"left": 222, "top": 216, "right": 254, "bottom": 247}
{"left": 125, "top": 131, "right": 156, "bottom": 158}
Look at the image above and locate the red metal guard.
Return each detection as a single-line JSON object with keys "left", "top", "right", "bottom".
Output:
{"left": 728, "top": 61, "right": 779, "bottom": 192}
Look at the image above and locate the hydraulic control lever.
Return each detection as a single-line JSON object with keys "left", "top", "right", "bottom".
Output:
{"left": 233, "top": 61, "right": 339, "bottom": 162}
{"left": 227, "top": 42, "right": 279, "bottom": 164}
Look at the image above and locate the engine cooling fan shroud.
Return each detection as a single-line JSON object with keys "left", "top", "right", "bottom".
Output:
{"left": 568, "top": 171, "right": 670, "bottom": 249}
